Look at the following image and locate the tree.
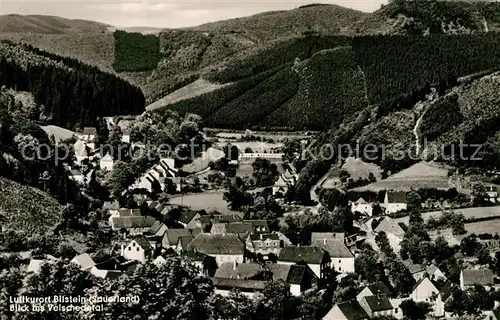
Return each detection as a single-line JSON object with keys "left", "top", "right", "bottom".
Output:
{"left": 400, "top": 299, "right": 431, "bottom": 320}
{"left": 87, "top": 257, "right": 214, "bottom": 319}
{"left": 460, "top": 234, "right": 481, "bottom": 257}
{"left": 407, "top": 190, "right": 422, "bottom": 214}
{"left": 254, "top": 280, "right": 291, "bottom": 320}
{"left": 355, "top": 250, "right": 383, "bottom": 283}
{"left": 375, "top": 232, "right": 395, "bottom": 259}
{"left": 107, "top": 161, "right": 135, "bottom": 198}
{"left": 213, "top": 290, "right": 255, "bottom": 320}
{"left": 389, "top": 260, "right": 415, "bottom": 297}
{"left": 471, "top": 182, "right": 487, "bottom": 205}
{"left": 252, "top": 157, "right": 279, "bottom": 187}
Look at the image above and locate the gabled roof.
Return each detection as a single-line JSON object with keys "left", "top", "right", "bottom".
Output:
{"left": 366, "top": 282, "right": 392, "bottom": 297}
{"left": 225, "top": 222, "right": 253, "bottom": 235}
{"left": 177, "top": 236, "right": 194, "bottom": 251}
{"left": 461, "top": 268, "right": 495, "bottom": 286}
{"left": 374, "top": 217, "right": 405, "bottom": 237}
{"left": 311, "top": 232, "right": 345, "bottom": 243}
{"left": 210, "top": 223, "right": 227, "bottom": 234}
{"left": 163, "top": 228, "right": 202, "bottom": 247}
{"left": 249, "top": 233, "right": 280, "bottom": 242}
{"left": 278, "top": 246, "right": 328, "bottom": 264}
{"left": 214, "top": 263, "right": 312, "bottom": 285}
{"left": 177, "top": 211, "right": 199, "bottom": 225}
{"left": 181, "top": 251, "right": 212, "bottom": 262}
{"left": 134, "top": 236, "right": 154, "bottom": 249}
{"left": 335, "top": 300, "right": 369, "bottom": 320}
{"left": 148, "top": 221, "right": 164, "bottom": 234}
{"left": 101, "top": 153, "right": 113, "bottom": 162}
{"left": 111, "top": 216, "right": 156, "bottom": 229}
{"left": 412, "top": 277, "right": 438, "bottom": 293}
{"left": 354, "top": 198, "right": 369, "bottom": 205}
{"left": 274, "top": 175, "right": 289, "bottom": 187}
{"left": 187, "top": 233, "right": 245, "bottom": 255}
{"left": 312, "top": 239, "right": 353, "bottom": 258}
{"left": 199, "top": 214, "right": 242, "bottom": 225}
{"left": 386, "top": 191, "right": 407, "bottom": 203}
{"left": 362, "top": 294, "right": 393, "bottom": 312}
{"left": 71, "top": 253, "right": 95, "bottom": 270}
{"left": 243, "top": 220, "right": 270, "bottom": 233}
{"left": 210, "top": 277, "right": 267, "bottom": 291}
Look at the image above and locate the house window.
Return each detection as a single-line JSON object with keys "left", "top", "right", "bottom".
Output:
{"left": 132, "top": 242, "right": 135, "bottom": 246}
{"left": 338, "top": 260, "right": 341, "bottom": 263}
{"left": 136, "top": 247, "right": 140, "bottom": 251}
{"left": 395, "top": 309, "right": 398, "bottom": 314}
{"left": 128, "top": 247, "right": 131, "bottom": 251}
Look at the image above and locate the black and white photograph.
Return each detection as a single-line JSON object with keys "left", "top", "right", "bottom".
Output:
{"left": 1, "top": 0, "right": 500, "bottom": 319}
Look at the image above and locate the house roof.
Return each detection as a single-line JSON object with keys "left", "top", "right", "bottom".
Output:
{"left": 366, "top": 282, "right": 393, "bottom": 297}
{"left": 335, "top": 300, "right": 369, "bottom": 320}
{"left": 312, "top": 239, "right": 353, "bottom": 258}
{"left": 404, "top": 261, "right": 425, "bottom": 274}
{"left": 71, "top": 253, "right": 95, "bottom": 270}
{"left": 249, "top": 233, "right": 280, "bottom": 242}
{"left": 211, "top": 223, "right": 227, "bottom": 234}
{"left": 82, "top": 127, "right": 97, "bottom": 135}
{"left": 210, "top": 277, "right": 267, "bottom": 291}
{"left": 386, "top": 191, "right": 407, "bottom": 203}
{"left": 181, "top": 251, "right": 212, "bottom": 262}
{"left": 163, "top": 228, "right": 201, "bottom": 247}
{"left": 362, "top": 295, "right": 393, "bottom": 312}
{"left": 188, "top": 233, "right": 245, "bottom": 255}
{"left": 274, "top": 175, "right": 289, "bottom": 187}
{"left": 177, "top": 236, "right": 194, "bottom": 251}
{"left": 243, "top": 220, "right": 270, "bottom": 233}
{"left": 225, "top": 222, "right": 253, "bottom": 235}
{"left": 278, "top": 246, "right": 328, "bottom": 264}
{"left": 178, "top": 211, "right": 199, "bottom": 225}
{"left": 412, "top": 277, "right": 438, "bottom": 293}
{"left": 111, "top": 216, "right": 156, "bottom": 229}
{"left": 354, "top": 198, "right": 368, "bottom": 205}
{"left": 101, "top": 153, "right": 113, "bottom": 162}
{"left": 374, "top": 217, "right": 405, "bottom": 237}
{"left": 199, "top": 214, "right": 242, "bottom": 225}
{"left": 133, "top": 236, "right": 153, "bottom": 252}
{"left": 148, "top": 221, "right": 164, "bottom": 234}
{"left": 311, "top": 232, "right": 345, "bottom": 243}
{"left": 427, "top": 264, "right": 441, "bottom": 275}
{"left": 461, "top": 268, "right": 495, "bottom": 286}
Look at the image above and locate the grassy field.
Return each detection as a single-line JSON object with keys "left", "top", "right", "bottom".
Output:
{"left": 169, "top": 192, "right": 240, "bottom": 215}
{"left": 214, "top": 141, "right": 283, "bottom": 153}
{"left": 182, "top": 148, "right": 225, "bottom": 173}
{"left": 0, "top": 177, "right": 63, "bottom": 234}
{"left": 41, "top": 125, "right": 76, "bottom": 142}
{"left": 341, "top": 157, "right": 383, "bottom": 180}
{"left": 464, "top": 218, "right": 500, "bottom": 235}
{"left": 352, "top": 161, "right": 451, "bottom": 192}
{"left": 395, "top": 206, "right": 500, "bottom": 226}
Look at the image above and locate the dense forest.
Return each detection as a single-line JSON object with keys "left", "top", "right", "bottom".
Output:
{"left": 0, "top": 41, "right": 145, "bottom": 130}
{"left": 113, "top": 30, "right": 161, "bottom": 72}
{"left": 420, "top": 93, "right": 462, "bottom": 142}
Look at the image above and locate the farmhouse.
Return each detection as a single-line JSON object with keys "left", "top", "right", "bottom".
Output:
{"left": 70, "top": 253, "right": 95, "bottom": 271}
{"left": 109, "top": 215, "right": 156, "bottom": 235}
{"left": 358, "top": 294, "right": 396, "bottom": 318}
{"left": 278, "top": 246, "right": 330, "bottom": 279}
{"left": 162, "top": 228, "right": 201, "bottom": 249}
{"left": 197, "top": 214, "right": 243, "bottom": 231}
{"left": 351, "top": 198, "right": 373, "bottom": 216}
{"left": 245, "top": 233, "right": 282, "bottom": 257}
{"left": 99, "top": 153, "right": 114, "bottom": 171}
{"left": 411, "top": 277, "right": 453, "bottom": 317}
{"left": 176, "top": 211, "right": 202, "bottom": 229}
{"left": 312, "top": 239, "right": 354, "bottom": 273}
{"left": 357, "top": 282, "right": 393, "bottom": 302}
{"left": 323, "top": 300, "right": 369, "bottom": 320}
{"left": 122, "top": 128, "right": 131, "bottom": 143}
{"left": 460, "top": 268, "right": 495, "bottom": 291}
{"left": 374, "top": 217, "right": 406, "bottom": 253}
{"left": 121, "top": 236, "right": 158, "bottom": 263}
{"left": 311, "top": 232, "right": 345, "bottom": 243}
{"left": 187, "top": 233, "right": 245, "bottom": 266}
{"left": 69, "top": 169, "right": 85, "bottom": 184}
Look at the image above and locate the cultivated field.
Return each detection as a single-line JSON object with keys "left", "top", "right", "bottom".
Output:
{"left": 464, "top": 218, "right": 500, "bottom": 234}
{"left": 169, "top": 191, "right": 241, "bottom": 216}
{"left": 395, "top": 206, "right": 500, "bottom": 225}
{"left": 146, "top": 79, "right": 230, "bottom": 111}
{"left": 352, "top": 161, "right": 451, "bottom": 192}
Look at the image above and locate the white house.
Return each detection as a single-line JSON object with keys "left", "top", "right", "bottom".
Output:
{"left": 383, "top": 191, "right": 407, "bottom": 214}
{"left": 245, "top": 233, "right": 282, "bottom": 257}
{"left": 100, "top": 153, "right": 115, "bottom": 171}
{"left": 359, "top": 295, "right": 397, "bottom": 319}
{"left": 411, "top": 277, "right": 453, "bottom": 317}
{"left": 122, "top": 129, "right": 131, "bottom": 143}
{"left": 272, "top": 175, "right": 290, "bottom": 196}
{"left": 278, "top": 246, "right": 330, "bottom": 279}
{"left": 74, "top": 140, "right": 90, "bottom": 165}
{"left": 312, "top": 239, "right": 355, "bottom": 273}
{"left": 162, "top": 228, "right": 202, "bottom": 249}
{"left": 69, "top": 169, "right": 85, "bottom": 184}
{"left": 351, "top": 198, "right": 373, "bottom": 216}
{"left": 70, "top": 253, "right": 95, "bottom": 271}
{"left": 357, "top": 283, "right": 393, "bottom": 302}
{"left": 187, "top": 233, "right": 245, "bottom": 266}
{"left": 323, "top": 300, "right": 369, "bottom": 320}
{"left": 121, "top": 236, "right": 156, "bottom": 263}
{"left": 374, "top": 217, "right": 406, "bottom": 253}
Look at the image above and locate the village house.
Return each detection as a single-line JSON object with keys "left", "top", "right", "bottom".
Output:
{"left": 175, "top": 236, "right": 195, "bottom": 254}
{"left": 405, "top": 263, "right": 447, "bottom": 281}
{"left": 70, "top": 253, "right": 95, "bottom": 271}
{"left": 121, "top": 128, "right": 131, "bottom": 143}
{"left": 460, "top": 268, "right": 495, "bottom": 291}
{"left": 357, "top": 282, "right": 393, "bottom": 302}
{"left": 121, "top": 236, "right": 158, "bottom": 263}
{"left": 152, "top": 248, "right": 177, "bottom": 267}
{"left": 211, "top": 222, "right": 253, "bottom": 240}
{"left": 211, "top": 277, "right": 267, "bottom": 298}
{"left": 90, "top": 256, "right": 137, "bottom": 279}
{"left": 162, "top": 228, "right": 201, "bottom": 249}
{"left": 278, "top": 246, "right": 330, "bottom": 279}
{"left": 272, "top": 175, "right": 290, "bottom": 196}
{"left": 359, "top": 294, "right": 397, "bottom": 318}
{"left": 411, "top": 277, "right": 453, "bottom": 317}
{"left": 196, "top": 214, "right": 243, "bottom": 231}
{"left": 373, "top": 217, "right": 406, "bottom": 253}
{"left": 69, "top": 169, "right": 85, "bottom": 184}
{"left": 177, "top": 211, "right": 203, "bottom": 229}
{"left": 312, "top": 238, "right": 355, "bottom": 273}
{"left": 351, "top": 198, "right": 373, "bottom": 216}
{"left": 73, "top": 140, "right": 90, "bottom": 165}
{"left": 99, "top": 153, "right": 114, "bottom": 171}
{"left": 383, "top": 191, "right": 408, "bottom": 214}
{"left": 187, "top": 233, "right": 245, "bottom": 266}
{"left": 246, "top": 233, "right": 282, "bottom": 257}
{"left": 109, "top": 215, "right": 156, "bottom": 235}
{"left": 214, "top": 262, "right": 317, "bottom": 296}
{"left": 243, "top": 219, "right": 270, "bottom": 234}
{"left": 146, "top": 221, "right": 168, "bottom": 239}
{"left": 323, "top": 300, "right": 369, "bottom": 320}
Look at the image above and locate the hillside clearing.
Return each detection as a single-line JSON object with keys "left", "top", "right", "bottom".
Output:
{"left": 147, "top": 79, "right": 230, "bottom": 111}
{"left": 0, "top": 177, "right": 63, "bottom": 234}
{"left": 341, "top": 157, "right": 383, "bottom": 180}
{"left": 41, "top": 125, "right": 76, "bottom": 142}
{"left": 395, "top": 206, "right": 500, "bottom": 226}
